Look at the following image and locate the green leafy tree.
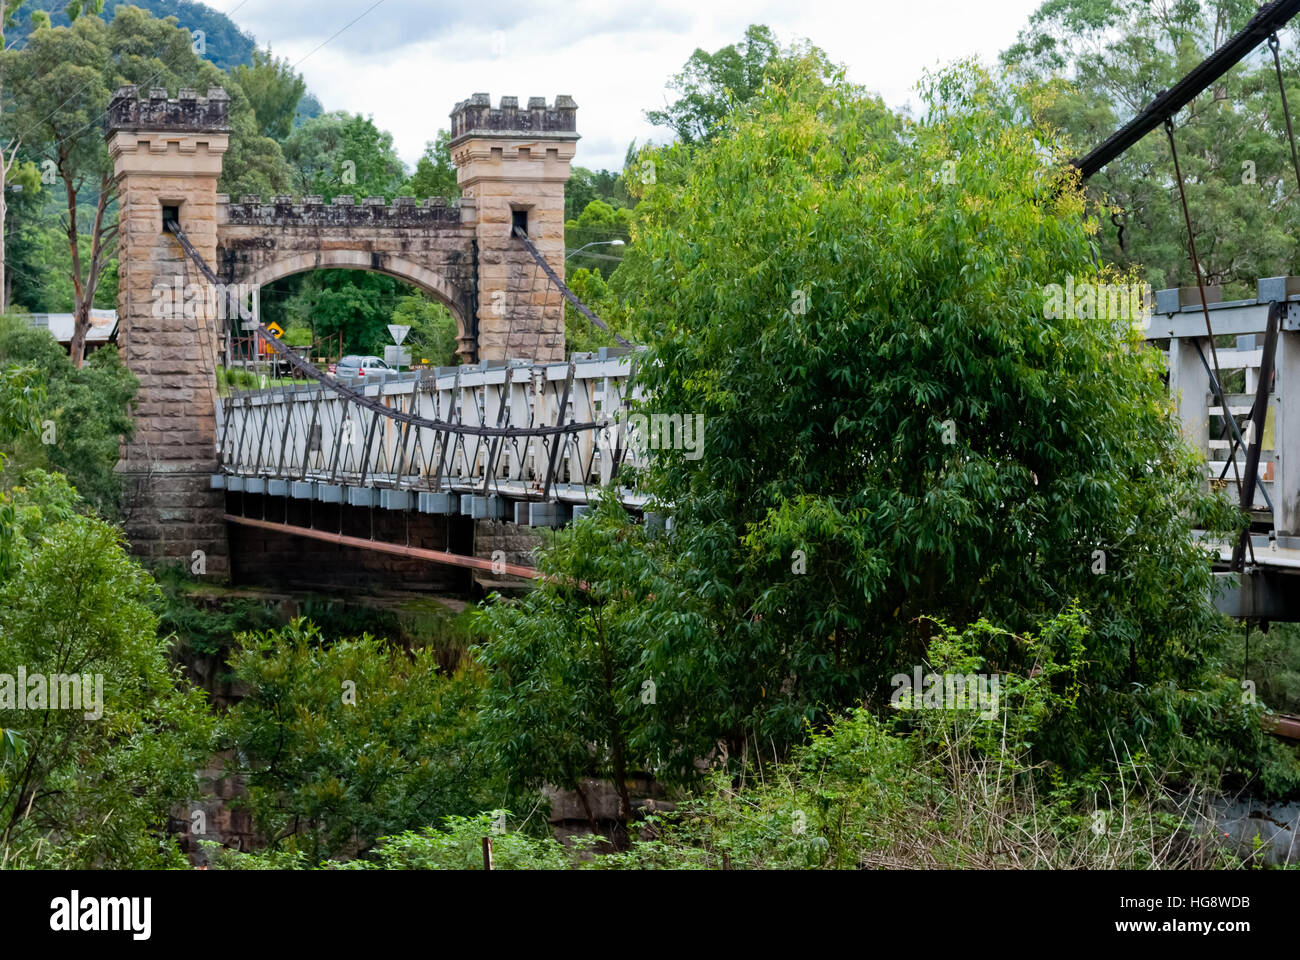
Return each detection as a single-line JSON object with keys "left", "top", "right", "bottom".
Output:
{"left": 0, "top": 471, "right": 215, "bottom": 868}
{"left": 224, "top": 621, "right": 507, "bottom": 860}
{"left": 475, "top": 495, "right": 668, "bottom": 839}
{"left": 276, "top": 269, "right": 411, "bottom": 356}
{"left": 645, "top": 24, "right": 834, "bottom": 145}
{"left": 391, "top": 293, "right": 458, "bottom": 366}
{"left": 607, "top": 57, "right": 1247, "bottom": 779}
{"left": 0, "top": 314, "right": 136, "bottom": 516}
{"left": 281, "top": 111, "right": 407, "bottom": 201}
{"left": 565, "top": 165, "right": 628, "bottom": 220}
{"left": 0, "top": 0, "right": 101, "bottom": 315}
{"left": 0, "top": 5, "right": 289, "bottom": 364}
{"left": 564, "top": 198, "right": 630, "bottom": 276}
{"left": 2, "top": 158, "right": 44, "bottom": 309}
{"left": 1002, "top": 0, "right": 1300, "bottom": 294}
{"left": 230, "top": 46, "right": 305, "bottom": 141}
{"left": 293, "top": 91, "right": 323, "bottom": 127}
{"left": 646, "top": 24, "right": 782, "bottom": 143}
{"left": 563, "top": 267, "right": 628, "bottom": 354}
{"left": 404, "top": 129, "right": 459, "bottom": 200}
{"left": 7, "top": 0, "right": 258, "bottom": 71}
{"left": 0, "top": 357, "right": 40, "bottom": 579}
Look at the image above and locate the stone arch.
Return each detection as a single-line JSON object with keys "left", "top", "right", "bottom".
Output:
{"left": 229, "top": 249, "right": 472, "bottom": 347}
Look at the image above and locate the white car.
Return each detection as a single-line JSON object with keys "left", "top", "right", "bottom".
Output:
{"left": 334, "top": 355, "right": 395, "bottom": 380}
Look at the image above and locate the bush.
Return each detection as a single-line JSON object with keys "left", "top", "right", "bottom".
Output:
{"left": 210, "top": 615, "right": 1249, "bottom": 871}
{"left": 601, "top": 56, "right": 1252, "bottom": 784}
{"left": 223, "top": 621, "right": 514, "bottom": 860}
{"left": 0, "top": 477, "right": 215, "bottom": 868}
{"left": 0, "top": 316, "right": 136, "bottom": 518}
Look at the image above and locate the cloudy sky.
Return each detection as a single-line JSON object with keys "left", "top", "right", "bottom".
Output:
{"left": 206, "top": 0, "right": 1045, "bottom": 171}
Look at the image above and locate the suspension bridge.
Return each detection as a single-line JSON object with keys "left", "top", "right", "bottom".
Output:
{"left": 106, "top": 0, "right": 1300, "bottom": 617}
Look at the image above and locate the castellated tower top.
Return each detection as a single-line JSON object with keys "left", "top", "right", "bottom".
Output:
{"left": 449, "top": 94, "right": 578, "bottom": 146}
{"left": 105, "top": 85, "right": 232, "bottom": 134}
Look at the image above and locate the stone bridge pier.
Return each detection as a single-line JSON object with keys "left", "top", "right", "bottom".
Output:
{"left": 105, "top": 86, "right": 579, "bottom": 576}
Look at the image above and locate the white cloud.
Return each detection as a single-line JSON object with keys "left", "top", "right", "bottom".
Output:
{"left": 206, "top": 0, "right": 1044, "bottom": 172}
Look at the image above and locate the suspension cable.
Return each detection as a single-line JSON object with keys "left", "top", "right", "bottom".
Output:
{"left": 513, "top": 225, "right": 632, "bottom": 347}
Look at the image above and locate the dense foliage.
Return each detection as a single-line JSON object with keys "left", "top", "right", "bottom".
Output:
{"left": 223, "top": 622, "right": 508, "bottom": 860}
{"left": 0, "top": 315, "right": 136, "bottom": 516}
{"left": 0, "top": 9, "right": 1297, "bottom": 873}
{"left": 8, "top": 0, "right": 258, "bottom": 71}
{"left": 0, "top": 472, "right": 214, "bottom": 868}
{"left": 281, "top": 111, "right": 407, "bottom": 201}
{"left": 231, "top": 46, "right": 305, "bottom": 141}
{"left": 215, "top": 615, "right": 1257, "bottom": 870}
{"left": 406, "top": 130, "right": 460, "bottom": 201}
{"left": 478, "top": 57, "right": 1283, "bottom": 794}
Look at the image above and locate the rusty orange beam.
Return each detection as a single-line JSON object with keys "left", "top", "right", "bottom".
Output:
{"left": 224, "top": 513, "right": 543, "bottom": 580}
{"left": 1265, "top": 714, "right": 1300, "bottom": 741}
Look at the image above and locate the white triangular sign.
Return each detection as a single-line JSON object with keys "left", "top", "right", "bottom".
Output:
{"left": 388, "top": 324, "right": 411, "bottom": 345}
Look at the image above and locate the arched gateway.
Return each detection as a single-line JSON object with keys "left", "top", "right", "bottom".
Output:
{"left": 106, "top": 86, "right": 579, "bottom": 575}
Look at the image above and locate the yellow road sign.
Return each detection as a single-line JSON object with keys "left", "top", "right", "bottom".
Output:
{"left": 266, "top": 321, "right": 285, "bottom": 340}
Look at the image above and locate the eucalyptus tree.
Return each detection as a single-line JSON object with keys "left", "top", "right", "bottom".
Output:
{"left": 602, "top": 57, "right": 1247, "bottom": 779}
{"left": 0, "top": 1, "right": 103, "bottom": 311}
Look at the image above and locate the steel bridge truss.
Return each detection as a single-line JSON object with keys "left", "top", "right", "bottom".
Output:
{"left": 214, "top": 352, "right": 650, "bottom": 521}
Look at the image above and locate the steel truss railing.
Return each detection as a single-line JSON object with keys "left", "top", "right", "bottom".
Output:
{"left": 217, "top": 355, "right": 648, "bottom": 507}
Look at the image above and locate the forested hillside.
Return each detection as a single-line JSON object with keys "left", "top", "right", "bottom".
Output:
{"left": 9, "top": 0, "right": 256, "bottom": 68}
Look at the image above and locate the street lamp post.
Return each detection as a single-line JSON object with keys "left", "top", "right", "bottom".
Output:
{"left": 565, "top": 239, "right": 624, "bottom": 260}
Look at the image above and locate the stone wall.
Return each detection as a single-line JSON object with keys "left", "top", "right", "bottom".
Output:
{"left": 216, "top": 195, "right": 479, "bottom": 353}
{"left": 473, "top": 517, "right": 546, "bottom": 569}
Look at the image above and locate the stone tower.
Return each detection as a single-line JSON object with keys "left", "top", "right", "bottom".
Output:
{"left": 105, "top": 88, "right": 578, "bottom": 575}
{"left": 449, "top": 94, "right": 579, "bottom": 362}
{"left": 107, "top": 86, "right": 231, "bottom": 576}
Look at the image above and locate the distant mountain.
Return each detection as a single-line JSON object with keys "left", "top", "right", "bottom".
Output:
{"left": 295, "top": 91, "right": 323, "bottom": 127}
{"left": 9, "top": 0, "right": 258, "bottom": 71}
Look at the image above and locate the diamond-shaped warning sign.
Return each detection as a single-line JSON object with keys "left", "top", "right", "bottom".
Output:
{"left": 266, "top": 321, "right": 285, "bottom": 340}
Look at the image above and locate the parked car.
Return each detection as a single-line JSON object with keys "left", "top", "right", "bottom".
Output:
{"left": 269, "top": 343, "right": 306, "bottom": 378}
{"left": 334, "top": 355, "right": 395, "bottom": 380}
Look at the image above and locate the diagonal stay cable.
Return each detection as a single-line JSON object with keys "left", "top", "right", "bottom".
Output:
{"left": 166, "top": 218, "right": 605, "bottom": 441}
{"left": 1269, "top": 33, "right": 1300, "bottom": 194}
{"left": 513, "top": 225, "right": 632, "bottom": 347}
{"left": 1163, "top": 116, "right": 1253, "bottom": 566}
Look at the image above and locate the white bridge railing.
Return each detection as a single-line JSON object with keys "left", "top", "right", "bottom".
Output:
{"left": 215, "top": 349, "right": 650, "bottom": 520}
